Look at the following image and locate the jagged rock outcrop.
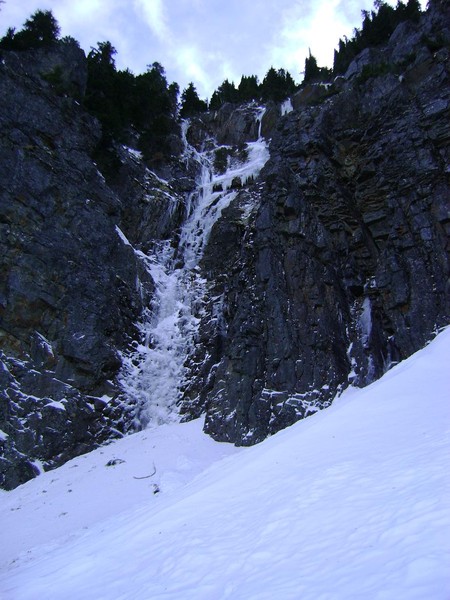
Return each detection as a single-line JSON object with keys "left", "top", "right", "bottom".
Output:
{"left": 181, "top": 2, "right": 450, "bottom": 444}
{"left": 184, "top": 101, "right": 280, "bottom": 153}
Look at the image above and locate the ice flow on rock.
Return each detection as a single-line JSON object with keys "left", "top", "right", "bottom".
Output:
{"left": 119, "top": 108, "right": 269, "bottom": 428}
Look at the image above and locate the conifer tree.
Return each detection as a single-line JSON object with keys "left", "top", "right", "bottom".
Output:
{"left": 237, "top": 75, "right": 259, "bottom": 102}
{"left": 303, "top": 51, "right": 332, "bottom": 84}
{"left": 88, "top": 40, "right": 117, "bottom": 68}
{"left": 0, "top": 27, "right": 16, "bottom": 50}
{"left": 209, "top": 79, "right": 239, "bottom": 109}
{"left": 303, "top": 51, "right": 320, "bottom": 83}
{"left": 179, "top": 83, "right": 208, "bottom": 118}
{"left": 85, "top": 41, "right": 130, "bottom": 138}
{"left": 22, "top": 10, "right": 60, "bottom": 46}
{"left": 0, "top": 9, "right": 60, "bottom": 50}
{"left": 260, "top": 67, "right": 296, "bottom": 102}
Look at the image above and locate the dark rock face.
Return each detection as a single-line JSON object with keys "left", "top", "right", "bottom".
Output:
{"left": 181, "top": 4, "right": 450, "bottom": 444}
{"left": 184, "top": 102, "right": 268, "bottom": 152}
{"left": 0, "top": 47, "right": 185, "bottom": 489}
{"left": 1, "top": 39, "right": 88, "bottom": 99}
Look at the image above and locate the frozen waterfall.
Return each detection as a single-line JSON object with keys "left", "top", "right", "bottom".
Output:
{"left": 119, "top": 108, "right": 269, "bottom": 428}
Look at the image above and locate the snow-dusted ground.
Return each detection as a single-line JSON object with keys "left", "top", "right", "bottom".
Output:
{"left": 1, "top": 328, "right": 449, "bottom": 600}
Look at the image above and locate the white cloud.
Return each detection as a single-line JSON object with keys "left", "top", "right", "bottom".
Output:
{"left": 132, "top": 0, "right": 171, "bottom": 42}
{"left": 268, "top": 0, "right": 365, "bottom": 78}
{"left": 173, "top": 45, "right": 210, "bottom": 95}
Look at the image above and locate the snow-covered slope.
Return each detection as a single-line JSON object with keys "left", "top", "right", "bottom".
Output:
{"left": 1, "top": 328, "right": 449, "bottom": 600}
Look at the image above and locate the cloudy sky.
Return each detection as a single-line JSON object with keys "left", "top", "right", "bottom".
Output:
{"left": 1, "top": 0, "right": 426, "bottom": 99}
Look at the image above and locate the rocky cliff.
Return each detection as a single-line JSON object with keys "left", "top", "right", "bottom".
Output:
{"left": 0, "top": 43, "right": 188, "bottom": 488}
{"left": 184, "top": 0, "right": 450, "bottom": 443}
{"left": 1, "top": 2, "right": 449, "bottom": 489}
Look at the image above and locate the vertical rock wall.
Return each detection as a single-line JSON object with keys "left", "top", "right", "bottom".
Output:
{"left": 183, "top": 4, "right": 450, "bottom": 444}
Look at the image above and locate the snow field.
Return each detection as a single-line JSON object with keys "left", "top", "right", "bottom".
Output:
{"left": 1, "top": 327, "right": 449, "bottom": 599}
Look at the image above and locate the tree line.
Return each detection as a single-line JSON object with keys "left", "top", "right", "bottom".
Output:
{"left": 182, "top": 68, "right": 297, "bottom": 116}
{"left": 0, "top": 10, "right": 299, "bottom": 134}
{"left": 0, "top": 2, "right": 423, "bottom": 150}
